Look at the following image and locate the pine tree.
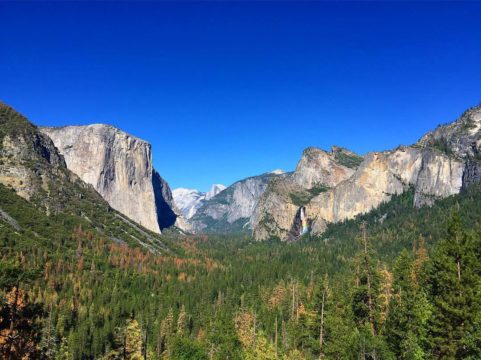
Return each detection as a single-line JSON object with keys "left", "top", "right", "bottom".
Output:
{"left": 40, "top": 303, "right": 58, "bottom": 359}
{"left": 350, "top": 223, "right": 392, "bottom": 359}
{"left": 321, "top": 292, "right": 357, "bottom": 359}
{"left": 384, "top": 248, "right": 431, "bottom": 359}
{"left": 171, "top": 336, "right": 208, "bottom": 360}
{"left": 234, "top": 309, "right": 256, "bottom": 350}
{"left": 0, "top": 261, "right": 43, "bottom": 360}
{"left": 428, "top": 213, "right": 481, "bottom": 358}
{"left": 352, "top": 223, "right": 380, "bottom": 336}
{"left": 283, "top": 348, "right": 306, "bottom": 360}
{"left": 317, "top": 276, "right": 328, "bottom": 359}
{"left": 157, "top": 308, "right": 174, "bottom": 357}
{"left": 206, "top": 311, "right": 243, "bottom": 360}
{"left": 104, "top": 318, "right": 143, "bottom": 360}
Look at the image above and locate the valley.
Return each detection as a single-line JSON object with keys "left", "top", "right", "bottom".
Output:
{"left": 1, "top": 101, "right": 481, "bottom": 359}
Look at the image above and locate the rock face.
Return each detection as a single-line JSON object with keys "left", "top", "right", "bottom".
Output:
{"left": 1, "top": 102, "right": 171, "bottom": 253}
{"left": 253, "top": 104, "right": 481, "bottom": 241}
{"left": 172, "top": 188, "right": 206, "bottom": 219}
{"left": 41, "top": 125, "right": 178, "bottom": 233}
{"left": 0, "top": 102, "right": 106, "bottom": 218}
{"left": 189, "top": 172, "right": 283, "bottom": 233}
{"left": 306, "top": 147, "right": 464, "bottom": 235}
{"left": 152, "top": 170, "right": 180, "bottom": 230}
{"left": 172, "top": 184, "right": 226, "bottom": 220}
{"left": 0, "top": 132, "right": 65, "bottom": 201}
{"left": 418, "top": 105, "right": 481, "bottom": 158}
{"left": 252, "top": 147, "right": 362, "bottom": 240}
{"left": 205, "top": 184, "right": 227, "bottom": 200}
{"left": 0, "top": 105, "right": 68, "bottom": 208}
{"left": 462, "top": 159, "right": 481, "bottom": 190}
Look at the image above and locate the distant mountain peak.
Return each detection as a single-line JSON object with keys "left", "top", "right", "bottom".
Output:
{"left": 173, "top": 187, "right": 201, "bottom": 195}
{"left": 205, "top": 184, "right": 226, "bottom": 200}
{"left": 172, "top": 188, "right": 204, "bottom": 219}
{"left": 172, "top": 183, "right": 226, "bottom": 219}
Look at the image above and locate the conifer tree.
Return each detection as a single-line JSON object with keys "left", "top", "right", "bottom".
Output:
{"left": 0, "top": 261, "right": 43, "bottom": 360}
{"left": 158, "top": 308, "right": 174, "bottom": 357}
{"left": 384, "top": 248, "right": 431, "bottom": 359}
{"left": 104, "top": 318, "right": 143, "bottom": 360}
{"left": 351, "top": 223, "right": 392, "bottom": 359}
{"left": 244, "top": 330, "right": 277, "bottom": 360}
{"left": 352, "top": 223, "right": 380, "bottom": 336}
{"left": 428, "top": 213, "right": 481, "bottom": 358}
{"left": 171, "top": 336, "right": 208, "bottom": 360}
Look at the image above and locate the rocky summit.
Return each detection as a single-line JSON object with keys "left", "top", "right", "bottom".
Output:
{"left": 252, "top": 104, "right": 481, "bottom": 241}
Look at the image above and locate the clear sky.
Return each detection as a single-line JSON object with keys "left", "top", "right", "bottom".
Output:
{"left": 1, "top": 2, "right": 481, "bottom": 192}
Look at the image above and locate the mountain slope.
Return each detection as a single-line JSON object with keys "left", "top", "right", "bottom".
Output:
{"left": 417, "top": 104, "right": 481, "bottom": 158}
{"left": 0, "top": 102, "right": 171, "bottom": 253}
{"left": 205, "top": 183, "right": 226, "bottom": 200}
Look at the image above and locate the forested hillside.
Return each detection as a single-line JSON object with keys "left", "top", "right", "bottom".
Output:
{"left": 2, "top": 176, "right": 481, "bottom": 358}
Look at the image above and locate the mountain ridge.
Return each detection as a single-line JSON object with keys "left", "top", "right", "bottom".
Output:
{"left": 5, "top": 100, "right": 481, "bottom": 241}
{"left": 252, "top": 103, "right": 481, "bottom": 241}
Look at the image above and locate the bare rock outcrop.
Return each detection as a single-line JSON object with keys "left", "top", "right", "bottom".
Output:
{"left": 0, "top": 102, "right": 111, "bottom": 218}
{"left": 253, "top": 104, "right": 481, "bottom": 241}
{"left": 252, "top": 147, "right": 361, "bottom": 240}
{"left": 0, "top": 102, "right": 72, "bottom": 212}
{"left": 306, "top": 147, "right": 463, "bottom": 235}
{"left": 418, "top": 105, "right": 481, "bottom": 158}
{"left": 41, "top": 125, "right": 178, "bottom": 233}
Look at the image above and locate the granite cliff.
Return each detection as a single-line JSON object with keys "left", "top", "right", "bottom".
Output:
{"left": 0, "top": 102, "right": 170, "bottom": 253}
{"left": 5, "top": 99, "right": 480, "bottom": 240}
{"left": 251, "top": 146, "right": 362, "bottom": 240}
{"left": 41, "top": 125, "right": 179, "bottom": 233}
{"left": 252, "top": 104, "right": 481, "bottom": 241}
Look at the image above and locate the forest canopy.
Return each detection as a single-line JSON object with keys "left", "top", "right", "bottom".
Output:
{"left": 1, "top": 184, "right": 481, "bottom": 359}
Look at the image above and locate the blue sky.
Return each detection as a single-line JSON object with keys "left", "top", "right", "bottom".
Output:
{"left": 1, "top": 2, "right": 481, "bottom": 192}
